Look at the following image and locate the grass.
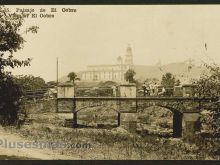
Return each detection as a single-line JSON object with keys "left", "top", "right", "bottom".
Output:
{"left": 5, "top": 121, "right": 220, "bottom": 160}
{"left": 3, "top": 101, "right": 220, "bottom": 160}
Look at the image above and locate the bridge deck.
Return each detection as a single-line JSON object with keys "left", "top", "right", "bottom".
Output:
{"left": 57, "top": 96, "right": 218, "bottom": 102}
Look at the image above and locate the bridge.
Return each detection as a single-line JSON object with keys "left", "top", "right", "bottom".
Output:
{"left": 57, "top": 95, "right": 219, "bottom": 142}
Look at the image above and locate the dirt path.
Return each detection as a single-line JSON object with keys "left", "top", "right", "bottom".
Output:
{"left": 0, "top": 127, "right": 76, "bottom": 160}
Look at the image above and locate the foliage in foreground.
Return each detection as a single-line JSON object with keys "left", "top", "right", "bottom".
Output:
{"left": 0, "top": 6, "right": 38, "bottom": 125}
{"left": 194, "top": 63, "right": 220, "bottom": 135}
{"left": 0, "top": 73, "right": 22, "bottom": 125}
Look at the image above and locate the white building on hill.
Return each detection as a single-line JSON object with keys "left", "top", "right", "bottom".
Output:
{"left": 81, "top": 45, "right": 134, "bottom": 82}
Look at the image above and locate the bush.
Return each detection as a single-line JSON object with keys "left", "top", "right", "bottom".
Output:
{"left": 194, "top": 63, "right": 220, "bottom": 135}
{"left": 0, "top": 6, "right": 38, "bottom": 126}
{"left": 0, "top": 73, "right": 22, "bottom": 125}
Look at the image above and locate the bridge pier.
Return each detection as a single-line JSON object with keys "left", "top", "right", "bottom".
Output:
{"left": 182, "top": 112, "right": 200, "bottom": 142}
{"left": 120, "top": 113, "right": 137, "bottom": 133}
{"left": 117, "top": 112, "right": 121, "bottom": 126}
{"left": 68, "top": 92, "right": 212, "bottom": 141}
{"left": 173, "top": 112, "right": 183, "bottom": 138}
{"left": 118, "top": 83, "right": 137, "bottom": 132}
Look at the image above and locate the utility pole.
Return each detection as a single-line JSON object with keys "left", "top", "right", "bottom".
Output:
{"left": 56, "top": 57, "right": 59, "bottom": 113}
{"left": 121, "top": 59, "right": 123, "bottom": 82}
{"left": 57, "top": 57, "right": 59, "bottom": 86}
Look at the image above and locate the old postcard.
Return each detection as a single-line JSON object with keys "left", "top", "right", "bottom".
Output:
{"left": 0, "top": 5, "right": 220, "bottom": 160}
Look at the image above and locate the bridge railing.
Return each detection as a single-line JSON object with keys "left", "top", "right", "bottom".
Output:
{"left": 74, "top": 85, "right": 197, "bottom": 98}
{"left": 74, "top": 87, "right": 114, "bottom": 97}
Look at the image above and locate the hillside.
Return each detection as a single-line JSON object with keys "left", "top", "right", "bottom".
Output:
{"left": 134, "top": 62, "right": 206, "bottom": 81}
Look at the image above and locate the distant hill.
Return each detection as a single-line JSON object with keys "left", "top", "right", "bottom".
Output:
{"left": 58, "top": 62, "right": 206, "bottom": 84}
{"left": 134, "top": 62, "right": 206, "bottom": 82}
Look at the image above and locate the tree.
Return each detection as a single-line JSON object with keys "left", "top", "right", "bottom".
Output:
{"left": 0, "top": 74, "right": 22, "bottom": 125}
{"left": 193, "top": 63, "right": 220, "bottom": 135}
{"left": 0, "top": 6, "right": 39, "bottom": 125}
{"left": 0, "top": 6, "right": 39, "bottom": 72}
{"left": 194, "top": 63, "right": 220, "bottom": 97}
{"left": 14, "top": 75, "right": 47, "bottom": 92}
{"left": 67, "top": 72, "right": 78, "bottom": 83}
{"left": 124, "top": 69, "right": 136, "bottom": 83}
{"left": 161, "top": 72, "right": 176, "bottom": 87}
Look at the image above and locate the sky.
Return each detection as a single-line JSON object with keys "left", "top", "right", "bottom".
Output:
{"left": 5, "top": 5, "right": 220, "bottom": 81}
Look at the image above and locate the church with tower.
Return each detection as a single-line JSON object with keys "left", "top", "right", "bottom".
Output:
{"left": 81, "top": 45, "right": 134, "bottom": 82}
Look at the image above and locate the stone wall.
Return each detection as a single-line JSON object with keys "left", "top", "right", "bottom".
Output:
{"left": 182, "top": 112, "right": 201, "bottom": 142}
{"left": 57, "top": 99, "right": 74, "bottom": 112}
{"left": 23, "top": 99, "right": 57, "bottom": 113}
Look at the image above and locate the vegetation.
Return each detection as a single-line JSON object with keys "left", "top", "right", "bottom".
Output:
{"left": 67, "top": 72, "right": 78, "bottom": 84}
{"left": 0, "top": 74, "right": 22, "bottom": 125}
{"left": 14, "top": 75, "right": 47, "bottom": 92}
{"left": 124, "top": 69, "right": 136, "bottom": 83}
{"left": 0, "top": 5, "right": 219, "bottom": 159}
{"left": 161, "top": 72, "right": 176, "bottom": 87}
{"left": 194, "top": 63, "right": 220, "bottom": 97}
{"left": 0, "top": 6, "right": 38, "bottom": 125}
{"left": 5, "top": 102, "right": 220, "bottom": 160}
{"left": 194, "top": 63, "right": 220, "bottom": 135}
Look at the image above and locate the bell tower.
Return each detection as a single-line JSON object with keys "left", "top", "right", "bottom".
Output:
{"left": 124, "top": 44, "right": 133, "bottom": 65}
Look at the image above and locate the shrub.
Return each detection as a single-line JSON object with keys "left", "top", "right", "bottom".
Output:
{"left": 0, "top": 73, "right": 22, "bottom": 125}
{"left": 194, "top": 63, "right": 220, "bottom": 135}
{"left": 0, "top": 6, "right": 38, "bottom": 125}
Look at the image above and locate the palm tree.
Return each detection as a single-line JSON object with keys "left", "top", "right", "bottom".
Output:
{"left": 67, "top": 72, "right": 78, "bottom": 84}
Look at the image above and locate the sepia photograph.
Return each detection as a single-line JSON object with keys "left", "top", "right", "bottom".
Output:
{"left": 0, "top": 5, "right": 220, "bottom": 160}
